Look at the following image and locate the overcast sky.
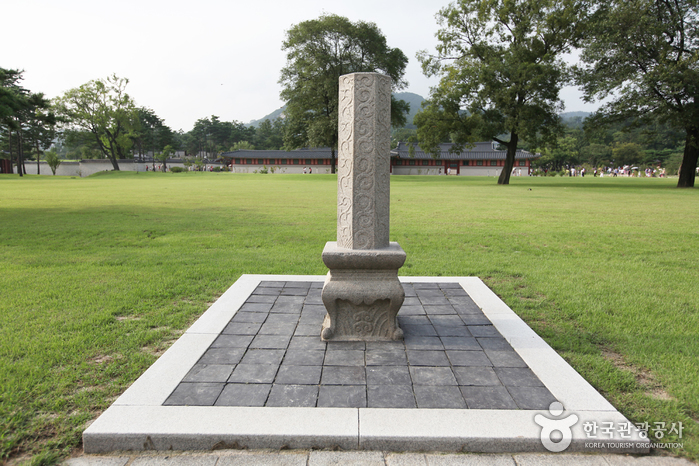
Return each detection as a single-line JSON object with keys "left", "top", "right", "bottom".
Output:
{"left": 5, "top": 0, "right": 598, "bottom": 132}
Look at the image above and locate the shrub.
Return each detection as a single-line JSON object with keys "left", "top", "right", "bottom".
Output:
{"left": 170, "top": 166, "right": 185, "bottom": 173}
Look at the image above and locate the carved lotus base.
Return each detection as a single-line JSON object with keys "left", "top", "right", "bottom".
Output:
{"left": 320, "top": 242, "right": 406, "bottom": 341}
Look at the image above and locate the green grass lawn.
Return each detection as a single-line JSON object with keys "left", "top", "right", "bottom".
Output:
{"left": 0, "top": 172, "right": 697, "bottom": 464}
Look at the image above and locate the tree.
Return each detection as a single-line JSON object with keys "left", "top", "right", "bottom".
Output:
{"left": 415, "top": 0, "right": 584, "bottom": 184}
{"left": 279, "top": 14, "right": 409, "bottom": 173}
{"left": 155, "top": 144, "right": 175, "bottom": 171}
{"left": 577, "top": 0, "right": 699, "bottom": 187}
{"left": 44, "top": 149, "right": 60, "bottom": 175}
{"left": 54, "top": 74, "right": 138, "bottom": 171}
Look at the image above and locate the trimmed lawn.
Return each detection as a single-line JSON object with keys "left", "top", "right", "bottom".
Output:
{"left": 0, "top": 172, "right": 697, "bottom": 463}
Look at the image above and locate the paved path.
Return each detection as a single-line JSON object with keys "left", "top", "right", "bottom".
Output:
{"left": 65, "top": 450, "right": 695, "bottom": 466}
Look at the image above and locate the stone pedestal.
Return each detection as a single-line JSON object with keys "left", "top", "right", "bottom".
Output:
{"left": 321, "top": 242, "right": 405, "bottom": 341}
{"left": 321, "top": 72, "right": 406, "bottom": 341}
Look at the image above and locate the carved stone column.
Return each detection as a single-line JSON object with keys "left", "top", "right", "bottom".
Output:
{"left": 321, "top": 72, "right": 406, "bottom": 341}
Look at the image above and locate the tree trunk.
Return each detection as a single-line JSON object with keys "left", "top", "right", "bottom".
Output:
{"left": 497, "top": 133, "right": 518, "bottom": 185}
{"left": 8, "top": 130, "right": 18, "bottom": 177}
{"left": 18, "top": 130, "right": 25, "bottom": 176}
{"left": 677, "top": 126, "right": 698, "bottom": 188}
{"left": 36, "top": 142, "right": 41, "bottom": 175}
{"left": 107, "top": 153, "right": 121, "bottom": 171}
{"left": 330, "top": 147, "right": 336, "bottom": 174}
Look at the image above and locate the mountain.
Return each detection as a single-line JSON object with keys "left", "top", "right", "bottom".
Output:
{"left": 248, "top": 92, "right": 426, "bottom": 128}
{"left": 560, "top": 111, "right": 591, "bottom": 121}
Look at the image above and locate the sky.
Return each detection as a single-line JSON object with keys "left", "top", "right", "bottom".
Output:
{"left": 4, "top": 0, "right": 599, "bottom": 133}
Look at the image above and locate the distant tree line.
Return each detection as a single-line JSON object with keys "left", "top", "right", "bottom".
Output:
{"left": 0, "top": 70, "right": 288, "bottom": 174}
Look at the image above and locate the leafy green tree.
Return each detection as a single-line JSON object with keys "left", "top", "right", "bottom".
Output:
{"left": 415, "top": 0, "right": 584, "bottom": 184}
{"left": 44, "top": 149, "right": 60, "bottom": 175}
{"left": 54, "top": 74, "right": 138, "bottom": 171}
{"left": 279, "top": 14, "right": 409, "bottom": 173}
{"left": 576, "top": 0, "right": 699, "bottom": 187}
{"left": 155, "top": 144, "right": 175, "bottom": 171}
{"left": 230, "top": 141, "right": 255, "bottom": 151}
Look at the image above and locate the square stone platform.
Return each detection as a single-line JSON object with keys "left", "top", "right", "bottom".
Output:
{"left": 83, "top": 275, "right": 650, "bottom": 454}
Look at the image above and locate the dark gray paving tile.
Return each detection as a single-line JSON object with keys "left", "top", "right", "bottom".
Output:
{"left": 484, "top": 349, "right": 528, "bottom": 367}
{"left": 294, "top": 323, "right": 321, "bottom": 336}
{"left": 324, "top": 349, "right": 365, "bottom": 366}
{"left": 366, "top": 365, "right": 411, "bottom": 385}
{"left": 429, "top": 315, "right": 466, "bottom": 327}
{"left": 448, "top": 296, "right": 480, "bottom": 307}
{"left": 183, "top": 364, "right": 235, "bottom": 383}
{"left": 275, "top": 365, "right": 322, "bottom": 385}
{"left": 469, "top": 325, "right": 502, "bottom": 338}
{"left": 258, "top": 323, "right": 295, "bottom": 336}
{"left": 477, "top": 337, "right": 512, "bottom": 350}
{"left": 304, "top": 294, "right": 323, "bottom": 305}
{"left": 317, "top": 385, "right": 367, "bottom": 408}
{"left": 284, "top": 281, "right": 312, "bottom": 288}
{"left": 495, "top": 367, "right": 544, "bottom": 387}
{"left": 231, "top": 312, "right": 267, "bottom": 324}
{"left": 280, "top": 288, "right": 308, "bottom": 296}
{"left": 239, "top": 302, "right": 274, "bottom": 313}
{"left": 246, "top": 294, "right": 278, "bottom": 304}
{"left": 400, "top": 324, "right": 438, "bottom": 337}
{"left": 441, "top": 336, "right": 481, "bottom": 350}
{"left": 199, "top": 347, "right": 245, "bottom": 365}
{"left": 404, "top": 335, "right": 443, "bottom": 350}
{"left": 266, "top": 384, "right": 318, "bottom": 407}
{"left": 265, "top": 313, "right": 300, "bottom": 324}
{"left": 407, "top": 350, "right": 450, "bottom": 366}
{"left": 402, "top": 284, "right": 416, "bottom": 296}
{"left": 253, "top": 287, "right": 282, "bottom": 296}
{"left": 288, "top": 336, "right": 327, "bottom": 351}
{"left": 461, "top": 386, "right": 518, "bottom": 409}
{"left": 239, "top": 349, "right": 285, "bottom": 366}
{"left": 249, "top": 334, "right": 292, "bottom": 350}
{"left": 299, "top": 313, "right": 325, "bottom": 325}
{"left": 446, "top": 350, "right": 492, "bottom": 367}
{"left": 164, "top": 382, "right": 224, "bottom": 406}
{"left": 434, "top": 326, "right": 472, "bottom": 338}
{"left": 282, "top": 349, "right": 325, "bottom": 366}
{"left": 414, "top": 385, "right": 467, "bottom": 409}
{"left": 365, "top": 348, "right": 408, "bottom": 366}
{"left": 258, "top": 281, "right": 286, "bottom": 287}
{"left": 215, "top": 383, "right": 271, "bottom": 406}
{"left": 301, "top": 304, "right": 326, "bottom": 314}
{"left": 228, "top": 364, "right": 279, "bottom": 383}
{"left": 438, "top": 283, "right": 462, "bottom": 288}
{"left": 507, "top": 386, "right": 557, "bottom": 410}
{"left": 403, "top": 296, "right": 421, "bottom": 306}
{"left": 211, "top": 334, "right": 255, "bottom": 348}
{"left": 222, "top": 321, "right": 262, "bottom": 335}
{"left": 424, "top": 304, "right": 457, "bottom": 314}
{"left": 326, "top": 341, "right": 366, "bottom": 351}
{"left": 409, "top": 366, "right": 457, "bottom": 385}
{"left": 419, "top": 297, "right": 450, "bottom": 306}
{"left": 459, "top": 314, "right": 492, "bottom": 325}
{"left": 398, "top": 315, "right": 431, "bottom": 326}
{"left": 453, "top": 366, "right": 502, "bottom": 386}
{"left": 367, "top": 385, "right": 416, "bottom": 408}
{"left": 275, "top": 295, "right": 306, "bottom": 305}
{"left": 416, "top": 289, "right": 446, "bottom": 298}
{"left": 321, "top": 366, "right": 366, "bottom": 385}
{"left": 397, "top": 305, "right": 426, "bottom": 315}
{"left": 413, "top": 282, "right": 441, "bottom": 289}
{"left": 365, "top": 341, "right": 405, "bottom": 352}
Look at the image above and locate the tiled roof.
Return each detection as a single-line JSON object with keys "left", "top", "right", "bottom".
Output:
{"left": 220, "top": 148, "right": 334, "bottom": 159}
{"left": 392, "top": 142, "right": 538, "bottom": 160}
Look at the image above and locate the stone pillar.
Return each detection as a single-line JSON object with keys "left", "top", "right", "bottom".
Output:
{"left": 321, "top": 73, "right": 406, "bottom": 341}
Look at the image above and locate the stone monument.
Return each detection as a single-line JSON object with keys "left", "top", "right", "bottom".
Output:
{"left": 321, "top": 72, "right": 406, "bottom": 341}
